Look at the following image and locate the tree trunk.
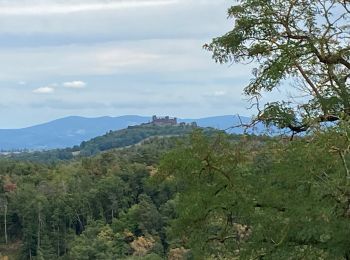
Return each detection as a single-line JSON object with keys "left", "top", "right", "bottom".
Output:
{"left": 4, "top": 200, "right": 7, "bottom": 244}
{"left": 37, "top": 209, "right": 41, "bottom": 253}
{"left": 57, "top": 226, "right": 60, "bottom": 257}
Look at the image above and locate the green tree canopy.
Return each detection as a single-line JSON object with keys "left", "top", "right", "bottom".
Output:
{"left": 205, "top": 0, "right": 350, "bottom": 135}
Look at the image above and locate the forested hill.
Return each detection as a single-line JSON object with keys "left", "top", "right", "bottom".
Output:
{"left": 2, "top": 124, "right": 349, "bottom": 259}
{"left": 0, "top": 115, "right": 255, "bottom": 151}
{"left": 0, "top": 128, "right": 238, "bottom": 259}
{"left": 0, "top": 131, "right": 191, "bottom": 259}
{"left": 5, "top": 124, "right": 220, "bottom": 163}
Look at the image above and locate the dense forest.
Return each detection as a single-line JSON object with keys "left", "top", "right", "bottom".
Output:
{"left": 1, "top": 0, "right": 350, "bottom": 259}
{"left": 0, "top": 134, "right": 183, "bottom": 259}
{"left": 0, "top": 129, "right": 245, "bottom": 259}
{"left": 0, "top": 125, "right": 350, "bottom": 259}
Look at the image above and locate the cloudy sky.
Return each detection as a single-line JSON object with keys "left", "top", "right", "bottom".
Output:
{"left": 0, "top": 0, "right": 266, "bottom": 128}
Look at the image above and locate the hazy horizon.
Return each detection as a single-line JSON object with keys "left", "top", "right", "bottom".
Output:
{"left": 0, "top": 0, "right": 285, "bottom": 128}
{"left": 0, "top": 0, "right": 233, "bottom": 128}
{"left": 0, "top": 114, "right": 251, "bottom": 130}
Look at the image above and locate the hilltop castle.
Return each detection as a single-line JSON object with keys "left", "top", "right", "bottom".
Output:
{"left": 134, "top": 115, "right": 197, "bottom": 129}
{"left": 151, "top": 115, "right": 177, "bottom": 126}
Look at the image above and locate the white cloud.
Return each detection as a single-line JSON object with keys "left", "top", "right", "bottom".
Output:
{"left": 0, "top": 0, "right": 229, "bottom": 37}
{"left": 0, "top": 0, "right": 248, "bottom": 129}
{"left": 63, "top": 81, "right": 86, "bottom": 89}
{"left": 18, "top": 81, "right": 27, "bottom": 85}
{"left": 0, "top": 43, "right": 164, "bottom": 80}
{"left": 202, "top": 90, "right": 228, "bottom": 98}
{"left": 213, "top": 90, "right": 226, "bottom": 97}
{"left": 32, "top": 86, "right": 55, "bottom": 94}
{"left": 0, "top": 0, "right": 177, "bottom": 16}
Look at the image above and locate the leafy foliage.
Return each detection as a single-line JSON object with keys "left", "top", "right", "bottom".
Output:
{"left": 0, "top": 123, "right": 349, "bottom": 259}
{"left": 205, "top": 0, "right": 350, "bottom": 134}
{"left": 160, "top": 127, "right": 350, "bottom": 259}
{"left": 0, "top": 136, "right": 185, "bottom": 259}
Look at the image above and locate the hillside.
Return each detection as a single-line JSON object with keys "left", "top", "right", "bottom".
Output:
{"left": 0, "top": 115, "right": 256, "bottom": 151}
{"left": 1, "top": 124, "right": 347, "bottom": 259}
{"left": 0, "top": 115, "right": 150, "bottom": 151}
{"left": 0, "top": 132, "right": 186, "bottom": 259}
{"left": 0, "top": 126, "right": 268, "bottom": 260}
{"left": 7, "top": 124, "right": 220, "bottom": 163}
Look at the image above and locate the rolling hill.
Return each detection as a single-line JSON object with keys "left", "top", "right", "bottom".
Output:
{"left": 0, "top": 115, "right": 257, "bottom": 151}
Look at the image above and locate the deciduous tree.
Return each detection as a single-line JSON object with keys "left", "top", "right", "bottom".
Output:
{"left": 205, "top": 0, "right": 350, "bottom": 135}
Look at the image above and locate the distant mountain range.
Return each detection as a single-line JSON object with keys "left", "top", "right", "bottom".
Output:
{"left": 0, "top": 115, "right": 260, "bottom": 151}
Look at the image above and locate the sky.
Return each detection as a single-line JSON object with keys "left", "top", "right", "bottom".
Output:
{"left": 0, "top": 0, "right": 267, "bottom": 128}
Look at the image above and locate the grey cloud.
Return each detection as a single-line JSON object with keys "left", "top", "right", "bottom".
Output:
{"left": 110, "top": 99, "right": 197, "bottom": 110}
{"left": 29, "top": 99, "right": 110, "bottom": 110}
{"left": 0, "top": 39, "right": 252, "bottom": 81}
{"left": 0, "top": 0, "right": 268, "bottom": 128}
{"left": 0, "top": 0, "right": 176, "bottom": 15}
{"left": 0, "top": 0, "right": 230, "bottom": 43}
{"left": 28, "top": 97, "right": 197, "bottom": 111}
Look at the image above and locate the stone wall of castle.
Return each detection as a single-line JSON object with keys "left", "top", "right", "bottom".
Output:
{"left": 152, "top": 115, "right": 177, "bottom": 125}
